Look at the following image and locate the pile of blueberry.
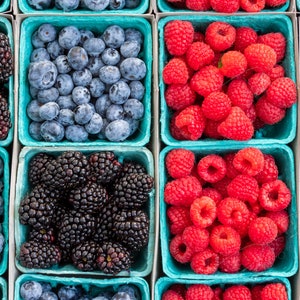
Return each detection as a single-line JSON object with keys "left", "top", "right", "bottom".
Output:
{"left": 0, "top": 159, "right": 5, "bottom": 258}
{"left": 20, "top": 280, "right": 141, "bottom": 300}
{"left": 27, "top": 23, "right": 147, "bottom": 143}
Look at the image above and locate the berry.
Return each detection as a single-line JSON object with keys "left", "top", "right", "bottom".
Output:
{"left": 72, "top": 69, "right": 92, "bottom": 87}
{"left": 169, "top": 233, "right": 193, "bottom": 263}
{"left": 105, "top": 119, "right": 131, "bottom": 141}
{"left": 58, "top": 26, "right": 81, "bottom": 50}
{"left": 240, "top": 0, "right": 265, "bottom": 11}
{"left": 223, "top": 285, "right": 252, "bottom": 300}
{"left": 219, "top": 252, "right": 241, "bottom": 273}
{"left": 219, "top": 51, "right": 247, "bottom": 78}
{"left": 167, "top": 206, "right": 193, "bottom": 235}
{"left": 123, "top": 98, "right": 144, "bottom": 120}
{"left": 261, "top": 283, "right": 288, "bottom": 300}
{"left": 265, "top": 210, "right": 289, "bottom": 234}
{"left": 234, "top": 26, "right": 258, "bottom": 52}
{"left": 30, "top": 48, "right": 50, "bottom": 62}
{"left": 102, "top": 25, "right": 125, "bottom": 48}
{"left": 223, "top": 152, "right": 240, "bottom": 179}
{"left": 0, "top": 88, "right": 11, "bottom": 140}
{"left": 248, "top": 72, "right": 271, "bottom": 96}
{"left": 202, "top": 187, "right": 222, "bottom": 204}
{"left": 120, "top": 57, "right": 147, "bottom": 81}
{"left": 120, "top": 40, "right": 141, "bottom": 58}
{"left": 54, "top": 55, "right": 72, "bottom": 74}
{"left": 56, "top": 0, "right": 80, "bottom": 11}
{"left": 83, "top": 0, "right": 109, "bottom": 10}
{"left": 182, "top": 226, "right": 209, "bottom": 252}
{"left": 67, "top": 46, "right": 89, "bottom": 71}
{"left": 162, "top": 290, "right": 184, "bottom": 300}
{"left": 163, "top": 57, "right": 189, "bottom": 85}
{"left": 57, "top": 285, "right": 83, "bottom": 300}
{"left": 37, "top": 87, "right": 59, "bottom": 104}
{"left": 210, "top": 0, "right": 240, "bottom": 12}
{"left": 265, "top": 0, "right": 287, "bottom": 6}
{"left": 190, "top": 248, "right": 219, "bottom": 274}
{"left": 65, "top": 125, "right": 88, "bottom": 142}
{"left": 186, "top": 0, "right": 211, "bottom": 10}
{"left": 186, "top": 284, "right": 214, "bottom": 300}
{"left": 248, "top": 217, "right": 278, "bottom": 244}
{"left": 20, "top": 281, "right": 43, "bottom": 300}
{"left": 255, "top": 154, "right": 278, "bottom": 184}
{"left": 129, "top": 80, "right": 145, "bottom": 100}
{"left": 265, "top": 64, "right": 285, "bottom": 81}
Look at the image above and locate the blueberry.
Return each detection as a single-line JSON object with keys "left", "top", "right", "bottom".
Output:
{"left": 124, "top": 28, "right": 143, "bottom": 44}
{"left": 28, "top": 60, "right": 58, "bottom": 90}
{"left": 30, "top": 48, "right": 50, "bottom": 62}
{"left": 39, "top": 291, "right": 58, "bottom": 300}
{"left": 47, "top": 41, "right": 64, "bottom": 60}
{"left": 28, "top": 0, "right": 53, "bottom": 9}
{"left": 109, "top": 80, "right": 130, "bottom": 104}
{"left": 27, "top": 100, "right": 43, "bottom": 122}
{"left": 38, "top": 24, "right": 57, "bottom": 43}
{"left": 79, "top": 29, "right": 95, "bottom": 46}
{"left": 55, "top": 74, "right": 74, "bottom": 95}
{"left": 40, "top": 120, "right": 65, "bottom": 142}
{"left": 120, "top": 58, "right": 146, "bottom": 81}
{"left": 106, "top": 104, "right": 124, "bottom": 121}
{"left": 109, "top": 0, "right": 125, "bottom": 9}
{"left": 58, "top": 26, "right": 81, "bottom": 50}
{"left": 57, "top": 95, "right": 77, "bottom": 110}
{"left": 72, "top": 68, "right": 92, "bottom": 86}
{"left": 54, "top": 55, "right": 72, "bottom": 74}
{"left": 65, "top": 125, "right": 89, "bottom": 142}
{"left": 37, "top": 87, "right": 60, "bottom": 104}
{"left": 39, "top": 101, "right": 60, "bottom": 120}
{"left": 117, "top": 285, "right": 140, "bottom": 299}
{"left": 67, "top": 46, "right": 89, "bottom": 71}
{"left": 74, "top": 103, "right": 94, "bottom": 124}
{"left": 82, "top": 0, "right": 109, "bottom": 10}
{"left": 87, "top": 57, "right": 104, "bottom": 76}
{"left": 105, "top": 119, "right": 130, "bottom": 141}
{"left": 112, "top": 292, "right": 132, "bottom": 300}
{"left": 101, "top": 48, "right": 120, "bottom": 66}
{"left": 125, "top": 0, "right": 140, "bottom": 8}
{"left": 20, "top": 281, "right": 43, "bottom": 300}
{"left": 31, "top": 31, "right": 46, "bottom": 49}
{"left": 72, "top": 86, "right": 91, "bottom": 105}
{"left": 29, "top": 121, "right": 43, "bottom": 140}
{"left": 99, "top": 66, "right": 121, "bottom": 84}
{"left": 89, "top": 78, "right": 105, "bottom": 98}
{"left": 40, "top": 282, "right": 52, "bottom": 293}
{"left": 120, "top": 40, "right": 140, "bottom": 58}
{"left": 55, "top": 0, "right": 79, "bottom": 10}
{"left": 102, "top": 25, "right": 125, "bottom": 48}
{"left": 30, "top": 86, "right": 39, "bottom": 98}
{"left": 83, "top": 38, "right": 106, "bottom": 57}
{"left": 58, "top": 286, "right": 83, "bottom": 300}
{"left": 125, "top": 117, "right": 140, "bottom": 135}
{"left": 129, "top": 80, "right": 144, "bottom": 100}
{"left": 123, "top": 98, "right": 144, "bottom": 119}
{"left": 85, "top": 113, "right": 103, "bottom": 134}
{"left": 58, "top": 108, "right": 75, "bottom": 126}
{"left": 95, "top": 94, "right": 111, "bottom": 116}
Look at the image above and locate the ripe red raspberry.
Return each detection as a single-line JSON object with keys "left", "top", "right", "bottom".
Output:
{"left": 166, "top": 148, "right": 195, "bottom": 179}
{"left": 162, "top": 290, "right": 185, "bottom": 300}
{"left": 241, "top": 244, "right": 275, "bottom": 272}
{"left": 186, "top": 42, "right": 215, "bottom": 71}
{"left": 265, "top": 210, "right": 289, "bottom": 234}
{"left": 251, "top": 285, "right": 264, "bottom": 300}
{"left": 257, "top": 32, "right": 286, "bottom": 63}
{"left": 265, "top": 64, "right": 285, "bottom": 81}
{"left": 212, "top": 176, "right": 231, "bottom": 198}
{"left": 269, "top": 235, "right": 286, "bottom": 257}
{"left": 205, "top": 21, "right": 236, "bottom": 52}
{"left": 164, "top": 20, "right": 194, "bottom": 56}
{"left": 265, "top": 77, "right": 297, "bottom": 109}
{"left": 217, "top": 107, "right": 254, "bottom": 141}
{"left": 255, "top": 154, "right": 278, "bottom": 184}
{"left": 248, "top": 72, "right": 271, "bottom": 96}
{"left": 234, "top": 26, "right": 258, "bottom": 52}
{"left": 168, "top": 284, "right": 187, "bottom": 298}
{"left": 244, "top": 43, "right": 277, "bottom": 73}
{"left": 213, "top": 287, "right": 223, "bottom": 300}
{"left": 223, "top": 152, "right": 240, "bottom": 179}
{"left": 169, "top": 233, "right": 194, "bottom": 263}
{"left": 210, "top": 0, "right": 240, "bottom": 12}
{"left": 259, "top": 179, "right": 291, "bottom": 211}
{"left": 169, "top": 111, "right": 186, "bottom": 140}
{"left": 190, "top": 65, "right": 224, "bottom": 97}
{"left": 175, "top": 105, "right": 206, "bottom": 140}
{"left": 261, "top": 283, "right": 288, "bottom": 300}
{"left": 186, "top": 0, "right": 211, "bottom": 10}
{"left": 244, "top": 105, "right": 257, "bottom": 123}
{"left": 163, "top": 58, "right": 189, "bottom": 85}
{"left": 219, "top": 252, "right": 241, "bottom": 273}
{"left": 164, "top": 176, "right": 202, "bottom": 206}
{"left": 203, "top": 119, "right": 222, "bottom": 139}
{"left": 233, "top": 147, "right": 264, "bottom": 177}
{"left": 209, "top": 225, "right": 241, "bottom": 256}
{"left": 167, "top": 205, "right": 193, "bottom": 235}
{"left": 182, "top": 225, "right": 210, "bottom": 252}
{"left": 248, "top": 217, "right": 278, "bottom": 244}
{"left": 190, "top": 248, "right": 219, "bottom": 274}
{"left": 265, "top": 0, "right": 287, "bottom": 6}
{"left": 193, "top": 31, "right": 205, "bottom": 42}
{"left": 165, "top": 84, "right": 196, "bottom": 111}
{"left": 227, "top": 174, "right": 259, "bottom": 203}
{"left": 240, "top": 0, "right": 265, "bottom": 11}
{"left": 186, "top": 284, "right": 214, "bottom": 300}
{"left": 223, "top": 285, "right": 252, "bottom": 300}
{"left": 190, "top": 196, "right": 217, "bottom": 228}
{"left": 219, "top": 51, "right": 248, "bottom": 78}
{"left": 202, "top": 187, "right": 223, "bottom": 205}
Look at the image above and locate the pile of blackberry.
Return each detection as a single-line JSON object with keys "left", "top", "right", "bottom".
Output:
{"left": 18, "top": 150, "right": 154, "bottom": 274}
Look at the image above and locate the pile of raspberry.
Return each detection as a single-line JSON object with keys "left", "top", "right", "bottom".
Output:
{"left": 164, "top": 147, "right": 291, "bottom": 274}
{"left": 163, "top": 20, "right": 297, "bottom": 141}
{"left": 162, "top": 282, "right": 288, "bottom": 300}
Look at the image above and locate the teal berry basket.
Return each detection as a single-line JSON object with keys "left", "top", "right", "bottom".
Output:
{"left": 158, "top": 14, "right": 297, "bottom": 146}
{"left": 15, "top": 274, "right": 150, "bottom": 300}
{"left": 0, "top": 17, "right": 13, "bottom": 147}
{"left": 15, "top": 146, "right": 155, "bottom": 277}
{"left": 159, "top": 144, "right": 298, "bottom": 279}
{"left": 18, "top": 16, "right": 152, "bottom": 147}
{"left": 0, "top": 0, "right": 10, "bottom": 13}
{"left": 0, "top": 277, "right": 6, "bottom": 300}
{"left": 155, "top": 276, "right": 291, "bottom": 299}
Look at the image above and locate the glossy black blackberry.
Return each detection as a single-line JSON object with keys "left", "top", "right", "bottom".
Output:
{"left": 114, "top": 209, "right": 149, "bottom": 252}
{"left": 96, "top": 241, "right": 131, "bottom": 275}
{"left": 19, "top": 240, "right": 61, "bottom": 269}
{"left": 0, "top": 87, "right": 11, "bottom": 140}
{"left": 71, "top": 241, "right": 100, "bottom": 271}
{"left": 112, "top": 173, "right": 154, "bottom": 208}
{"left": 0, "top": 33, "right": 13, "bottom": 84}
{"left": 28, "top": 227, "right": 56, "bottom": 244}
{"left": 121, "top": 161, "right": 147, "bottom": 177}
{"left": 52, "top": 203, "right": 70, "bottom": 229}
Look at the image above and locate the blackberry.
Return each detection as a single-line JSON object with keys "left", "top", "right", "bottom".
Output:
{"left": 68, "top": 181, "right": 108, "bottom": 214}
{"left": 121, "top": 161, "right": 147, "bottom": 177}
{"left": 96, "top": 241, "right": 131, "bottom": 275}
{"left": 28, "top": 227, "right": 56, "bottom": 243}
{"left": 71, "top": 241, "right": 100, "bottom": 271}
{"left": 60, "top": 247, "right": 72, "bottom": 264}
{"left": 52, "top": 203, "right": 70, "bottom": 229}
{"left": 0, "top": 87, "right": 11, "bottom": 140}
{"left": 0, "top": 33, "right": 13, "bottom": 84}
{"left": 112, "top": 173, "right": 154, "bottom": 208}
{"left": 114, "top": 209, "right": 149, "bottom": 252}
{"left": 19, "top": 240, "right": 61, "bottom": 269}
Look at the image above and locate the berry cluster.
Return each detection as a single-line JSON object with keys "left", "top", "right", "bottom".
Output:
{"left": 18, "top": 150, "right": 154, "bottom": 275}
{"left": 27, "top": 23, "right": 147, "bottom": 143}
{"left": 162, "top": 282, "right": 288, "bottom": 300}
{"left": 163, "top": 20, "right": 296, "bottom": 141}
{"left": 164, "top": 147, "right": 291, "bottom": 274}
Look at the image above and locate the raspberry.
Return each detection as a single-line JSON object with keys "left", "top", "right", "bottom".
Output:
{"left": 233, "top": 147, "right": 264, "bottom": 177}
{"left": 186, "top": 0, "right": 211, "bottom": 10}
{"left": 219, "top": 51, "right": 247, "bottom": 78}
{"left": 210, "top": 0, "right": 240, "bottom": 12}
{"left": 163, "top": 58, "right": 189, "bottom": 85}
{"left": 227, "top": 174, "right": 259, "bottom": 203}
{"left": 166, "top": 148, "right": 195, "bottom": 179}
{"left": 162, "top": 290, "right": 185, "bottom": 300}
{"left": 193, "top": 31, "right": 205, "bottom": 42}
{"left": 190, "top": 248, "right": 219, "bottom": 274}
{"left": 268, "top": 235, "right": 286, "bottom": 257}
{"left": 234, "top": 26, "right": 258, "bottom": 52}
{"left": 164, "top": 20, "right": 194, "bottom": 56}
{"left": 182, "top": 225, "right": 210, "bottom": 252}
{"left": 170, "top": 112, "right": 186, "bottom": 140}
{"left": 174, "top": 105, "right": 206, "bottom": 140}
{"left": 190, "top": 196, "right": 217, "bottom": 228}
{"left": 265, "top": 210, "right": 289, "bottom": 234}
{"left": 244, "top": 105, "right": 257, "bottom": 123}
{"left": 169, "top": 234, "right": 194, "bottom": 263}
{"left": 240, "top": 0, "right": 265, "bottom": 11}
{"left": 164, "top": 176, "right": 202, "bottom": 206}
{"left": 186, "top": 284, "right": 214, "bottom": 300}
{"left": 219, "top": 252, "right": 241, "bottom": 273}
{"left": 190, "top": 65, "right": 224, "bottom": 97}
{"left": 186, "top": 42, "right": 215, "bottom": 71}
{"left": 205, "top": 21, "right": 236, "bottom": 52}
{"left": 251, "top": 285, "right": 264, "bottom": 300}
{"left": 217, "top": 107, "right": 254, "bottom": 141}
{"left": 213, "top": 287, "right": 223, "bottom": 300}
{"left": 265, "top": 77, "right": 297, "bottom": 109}
{"left": 248, "top": 73, "right": 271, "bottom": 96}
{"left": 223, "top": 285, "right": 252, "bottom": 300}
{"left": 223, "top": 152, "right": 240, "bottom": 179}
{"left": 265, "top": 64, "right": 285, "bottom": 81}
{"left": 257, "top": 32, "right": 286, "bottom": 63}
{"left": 197, "top": 154, "right": 227, "bottom": 183}
{"left": 241, "top": 244, "right": 275, "bottom": 272}
{"left": 248, "top": 217, "right": 278, "bottom": 244}
{"left": 209, "top": 225, "right": 241, "bottom": 256}
{"left": 261, "top": 283, "right": 288, "bottom": 300}
{"left": 169, "top": 284, "right": 187, "bottom": 298}
{"left": 203, "top": 119, "right": 222, "bottom": 139}
{"left": 265, "top": 0, "right": 287, "bottom": 6}
{"left": 212, "top": 176, "right": 231, "bottom": 198}
{"left": 165, "top": 84, "right": 196, "bottom": 111}
{"left": 259, "top": 179, "right": 291, "bottom": 211}
{"left": 202, "top": 187, "right": 222, "bottom": 205}
{"left": 167, "top": 206, "right": 193, "bottom": 235}
{"left": 244, "top": 43, "right": 277, "bottom": 73}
